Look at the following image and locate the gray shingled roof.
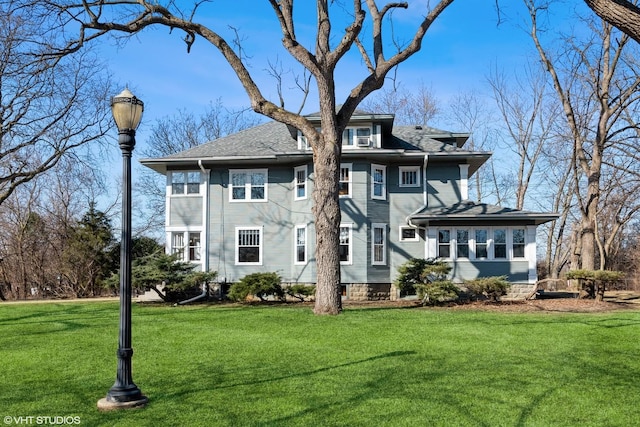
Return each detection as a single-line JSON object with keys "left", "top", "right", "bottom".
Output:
{"left": 146, "top": 121, "right": 474, "bottom": 161}
{"left": 157, "top": 121, "right": 301, "bottom": 160}
{"left": 408, "top": 201, "right": 558, "bottom": 225}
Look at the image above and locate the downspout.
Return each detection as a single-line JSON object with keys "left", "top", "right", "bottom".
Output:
{"left": 406, "top": 154, "right": 429, "bottom": 228}
{"left": 176, "top": 160, "right": 210, "bottom": 306}
{"left": 198, "top": 159, "right": 210, "bottom": 273}
{"left": 177, "top": 283, "right": 209, "bottom": 306}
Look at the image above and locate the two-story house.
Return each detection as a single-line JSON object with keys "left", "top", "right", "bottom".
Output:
{"left": 141, "top": 110, "right": 557, "bottom": 300}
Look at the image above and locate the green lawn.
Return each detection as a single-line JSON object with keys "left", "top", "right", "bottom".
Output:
{"left": 1, "top": 301, "right": 639, "bottom": 427}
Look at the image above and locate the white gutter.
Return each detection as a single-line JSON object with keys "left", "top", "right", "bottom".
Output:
{"left": 198, "top": 160, "right": 210, "bottom": 273}
{"left": 406, "top": 154, "right": 429, "bottom": 228}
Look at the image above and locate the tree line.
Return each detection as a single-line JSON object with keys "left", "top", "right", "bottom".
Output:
{"left": 2, "top": 0, "right": 640, "bottom": 311}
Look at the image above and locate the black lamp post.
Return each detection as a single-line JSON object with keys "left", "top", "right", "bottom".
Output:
{"left": 98, "top": 88, "right": 148, "bottom": 410}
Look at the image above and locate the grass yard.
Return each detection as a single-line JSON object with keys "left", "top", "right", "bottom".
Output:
{"left": 1, "top": 301, "right": 639, "bottom": 426}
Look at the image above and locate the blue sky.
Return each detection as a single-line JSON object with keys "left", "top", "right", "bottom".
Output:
{"left": 94, "top": 0, "right": 582, "bottom": 217}
{"left": 101, "top": 1, "right": 549, "bottom": 133}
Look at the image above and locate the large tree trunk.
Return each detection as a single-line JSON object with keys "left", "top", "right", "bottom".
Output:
{"left": 312, "top": 142, "right": 342, "bottom": 315}
{"left": 312, "top": 81, "right": 343, "bottom": 315}
{"left": 584, "top": 0, "right": 640, "bottom": 44}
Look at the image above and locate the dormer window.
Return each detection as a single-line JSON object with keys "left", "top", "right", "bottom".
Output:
{"left": 342, "top": 127, "right": 371, "bottom": 148}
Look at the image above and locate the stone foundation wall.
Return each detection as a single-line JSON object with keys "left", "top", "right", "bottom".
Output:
{"left": 504, "top": 283, "right": 537, "bottom": 300}
{"left": 346, "top": 283, "right": 392, "bottom": 301}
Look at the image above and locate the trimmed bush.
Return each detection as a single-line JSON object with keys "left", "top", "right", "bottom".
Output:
{"left": 285, "top": 284, "right": 315, "bottom": 301}
{"left": 228, "top": 272, "right": 284, "bottom": 302}
{"left": 464, "top": 276, "right": 510, "bottom": 302}
{"left": 395, "top": 258, "right": 458, "bottom": 305}
{"left": 416, "top": 280, "right": 460, "bottom": 305}
{"left": 566, "top": 269, "right": 624, "bottom": 300}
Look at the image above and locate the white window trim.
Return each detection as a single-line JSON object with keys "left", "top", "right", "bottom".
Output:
{"left": 459, "top": 164, "right": 470, "bottom": 200}
{"left": 434, "top": 227, "right": 529, "bottom": 261}
{"left": 399, "top": 166, "right": 421, "bottom": 188}
{"left": 169, "top": 171, "right": 203, "bottom": 196}
{"left": 294, "top": 224, "right": 308, "bottom": 265}
{"left": 235, "top": 226, "right": 263, "bottom": 265}
{"left": 166, "top": 229, "right": 203, "bottom": 263}
{"left": 339, "top": 163, "right": 353, "bottom": 199}
{"left": 294, "top": 165, "right": 308, "bottom": 201}
{"left": 229, "top": 169, "right": 268, "bottom": 203}
{"left": 371, "top": 164, "right": 387, "bottom": 200}
{"left": 371, "top": 223, "right": 387, "bottom": 265}
{"left": 399, "top": 226, "right": 420, "bottom": 242}
{"left": 342, "top": 126, "right": 373, "bottom": 149}
{"left": 339, "top": 223, "right": 353, "bottom": 265}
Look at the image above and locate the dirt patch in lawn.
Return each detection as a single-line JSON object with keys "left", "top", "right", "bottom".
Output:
{"left": 342, "top": 291, "right": 640, "bottom": 313}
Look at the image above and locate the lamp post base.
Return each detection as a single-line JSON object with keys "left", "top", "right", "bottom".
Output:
{"left": 97, "top": 395, "right": 148, "bottom": 411}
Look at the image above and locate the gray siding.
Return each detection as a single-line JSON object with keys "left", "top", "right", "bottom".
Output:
{"left": 427, "top": 162, "right": 462, "bottom": 207}
{"left": 448, "top": 260, "right": 530, "bottom": 283}
{"left": 169, "top": 197, "right": 203, "bottom": 227}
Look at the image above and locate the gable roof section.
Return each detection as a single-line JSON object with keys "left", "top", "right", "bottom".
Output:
{"left": 408, "top": 201, "right": 558, "bottom": 226}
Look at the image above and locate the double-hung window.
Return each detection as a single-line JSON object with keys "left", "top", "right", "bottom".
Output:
{"left": 372, "top": 224, "right": 387, "bottom": 265}
{"left": 294, "top": 225, "right": 307, "bottom": 264}
{"left": 294, "top": 165, "right": 307, "bottom": 200}
{"left": 512, "top": 228, "right": 526, "bottom": 258}
{"left": 494, "top": 229, "right": 507, "bottom": 259}
{"left": 475, "top": 229, "right": 488, "bottom": 259}
{"left": 339, "top": 224, "right": 352, "bottom": 264}
{"left": 171, "top": 171, "right": 201, "bottom": 195}
{"left": 371, "top": 164, "right": 386, "bottom": 200}
{"left": 456, "top": 229, "right": 470, "bottom": 258}
{"left": 339, "top": 164, "right": 352, "bottom": 198}
{"left": 438, "top": 230, "right": 451, "bottom": 258}
{"left": 230, "top": 169, "right": 267, "bottom": 202}
{"left": 236, "top": 227, "right": 262, "bottom": 264}
{"left": 171, "top": 231, "right": 201, "bottom": 262}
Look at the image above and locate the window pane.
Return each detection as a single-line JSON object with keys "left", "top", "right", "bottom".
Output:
{"left": 296, "top": 227, "right": 306, "bottom": 263}
{"left": 188, "top": 233, "right": 201, "bottom": 261}
{"left": 342, "top": 129, "right": 353, "bottom": 146}
{"left": 373, "top": 167, "right": 384, "bottom": 197}
{"left": 232, "top": 187, "right": 246, "bottom": 200}
{"left": 401, "top": 228, "right": 416, "bottom": 240}
{"left": 238, "top": 229, "right": 261, "bottom": 263}
{"left": 401, "top": 170, "right": 417, "bottom": 186}
{"left": 339, "top": 227, "right": 350, "bottom": 262}
{"left": 475, "top": 229, "right": 488, "bottom": 258}
{"left": 457, "top": 229, "right": 469, "bottom": 258}
{"left": 339, "top": 167, "right": 350, "bottom": 196}
{"left": 438, "top": 230, "right": 450, "bottom": 258}
{"left": 513, "top": 229, "right": 525, "bottom": 258}
{"left": 172, "top": 233, "right": 185, "bottom": 260}
{"left": 172, "top": 173, "right": 185, "bottom": 194}
{"left": 187, "top": 172, "right": 200, "bottom": 194}
{"left": 373, "top": 227, "right": 384, "bottom": 263}
{"left": 251, "top": 187, "right": 265, "bottom": 199}
{"left": 296, "top": 169, "right": 306, "bottom": 198}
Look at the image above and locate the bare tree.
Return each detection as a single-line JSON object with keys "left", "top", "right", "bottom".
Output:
{"left": 527, "top": 0, "right": 640, "bottom": 271}
{"left": 487, "top": 63, "right": 558, "bottom": 210}
{"left": 136, "top": 101, "right": 261, "bottom": 235}
{"left": 38, "top": 0, "right": 456, "bottom": 314}
{"left": 445, "top": 90, "right": 501, "bottom": 204}
{"left": 361, "top": 82, "right": 440, "bottom": 126}
{"left": 0, "top": 2, "right": 114, "bottom": 206}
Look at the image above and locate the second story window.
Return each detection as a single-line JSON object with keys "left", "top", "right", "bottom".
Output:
{"left": 230, "top": 169, "right": 268, "bottom": 202}
{"left": 339, "top": 164, "right": 352, "bottom": 198}
{"left": 399, "top": 166, "right": 420, "bottom": 187}
{"left": 171, "top": 171, "right": 201, "bottom": 195}
{"left": 342, "top": 127, "right": 371, "bottom": 147}
{"left": 294, "top": 165, "right": 307, "bottom": 200}
{"left": 371, "top": 164, "right": 386, "bottom": 200}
